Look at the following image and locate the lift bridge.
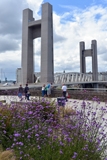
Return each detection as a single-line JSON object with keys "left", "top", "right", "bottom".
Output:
{"left": 54, "top": 40, "right": 107, "bottom": 88}
{"left": 54, "top": 72, "right": 107, "bottom": 88}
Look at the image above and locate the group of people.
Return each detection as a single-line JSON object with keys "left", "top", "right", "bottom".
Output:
{"left": 42, "top": 83, "right": 68, "bottom": 101}
{"left": 18, "top": 82, "right": 68, "bottom": 102}
{"left": 41, "top": 83, "right": 53, "bottom": 97}
{"left": 18, "top": 83, "right": 30, "bottom": 101}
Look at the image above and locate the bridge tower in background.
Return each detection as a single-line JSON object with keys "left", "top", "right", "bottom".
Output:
{"left": 21, "top": 3, "right": 54, "bottom": 84}
{"left": 80, "top": 40, "right": 98, "bottom": 81}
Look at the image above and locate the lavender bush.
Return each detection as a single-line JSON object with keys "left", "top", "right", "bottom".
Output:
{"left": 0, "top": 97, "right": 107, "bottom": 160}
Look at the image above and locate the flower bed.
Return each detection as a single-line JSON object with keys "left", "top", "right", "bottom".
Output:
{"left": 0, "top": 97, "right": 107, "bottom": 160}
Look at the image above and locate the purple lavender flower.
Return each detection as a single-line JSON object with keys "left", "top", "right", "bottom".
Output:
{"left": 14, "top": 133, "right": 21, "bottom": 137}
{"left": 35, "top": 134, "right": 39, "bottom": 137}
{"left": 59, "top": 150, "right": 63, "bottom": 154}
{"left": 72, "top": 152, "right": 78, "bottom": 159}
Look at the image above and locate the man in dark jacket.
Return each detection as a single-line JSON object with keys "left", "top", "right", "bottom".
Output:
{"left": 24, "top": 84, "right": 30, "bottom": 100}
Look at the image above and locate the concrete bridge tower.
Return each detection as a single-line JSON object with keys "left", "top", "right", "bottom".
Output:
{"left": 21, "top": 3, "right": 54, "bottom": 84}
{"left": 80, "top": 40, "right": 98, "bottom": 81}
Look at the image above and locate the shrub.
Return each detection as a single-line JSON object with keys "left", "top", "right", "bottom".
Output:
{"left": 0, "top": 97, "right": 107, "bottom": 159}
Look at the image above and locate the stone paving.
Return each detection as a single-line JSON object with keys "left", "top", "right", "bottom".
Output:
{"left": 0, "top": 95, "right": 106, "bottom": 109}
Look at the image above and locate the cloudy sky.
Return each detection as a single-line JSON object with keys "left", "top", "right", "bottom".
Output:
{"left": 0, "top": 0, "right": 107, "bottom": 80}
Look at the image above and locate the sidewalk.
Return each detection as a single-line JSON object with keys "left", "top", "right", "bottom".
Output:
{"left": 0, "top": 95, "right": 106, "bottom": 110}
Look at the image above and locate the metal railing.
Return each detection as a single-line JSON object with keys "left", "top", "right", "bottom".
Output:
{"left": 54, "top": 72, "right": 107, "bottom": 84}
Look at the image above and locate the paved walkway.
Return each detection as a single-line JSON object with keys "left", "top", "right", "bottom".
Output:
{"left": 0, "top": 95, "right": 106, "bottom": 109}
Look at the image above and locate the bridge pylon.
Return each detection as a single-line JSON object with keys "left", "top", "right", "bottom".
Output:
{"left": 80, "top": 40, "right": 98, "bottom": 81}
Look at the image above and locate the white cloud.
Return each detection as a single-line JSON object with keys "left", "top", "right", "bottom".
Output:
{"left": 26, "top": 0, "right": 43, "bottom": 19}
{"left": 1, "top": 1, "right": 107, "bottom": 80}
{"left": 0, "top": 51, "right": 21, "bottom": 80}
{"left": 53, "top": 5, "right": 107, "bottom": 72}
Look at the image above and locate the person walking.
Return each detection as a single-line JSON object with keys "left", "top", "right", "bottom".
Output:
{"left": 41, "top": 84, "right": 45, "bottom": 97}
{"left": 47, "top": 83, "right": 51, "bottom": 97}
{"left": 50, "top": 83, "right": 54, "bottom": 96}
{"left": 18, "top": 84, "right": 23, "bottom": 101}
{"left": 61, "top": 84, "right": 67, "bottom": 101}
{"left": 44, "top": 85, "right": 48, "bottom": 97}
{"left": 24, "top": 83, "right": 30, "bottom": 100}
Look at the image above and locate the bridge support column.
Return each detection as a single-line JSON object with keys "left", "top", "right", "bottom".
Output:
{"left": 80, "top": 42, "right": 86, "bottom": 73}
{"left": 80, "top": 40, "right": 98, "bottom": 81}
{"left": 21, "top": 3, "right": 54, "bottom": 84}
{"left": 91, "top": 40, "right": 98, "bottom": 81}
